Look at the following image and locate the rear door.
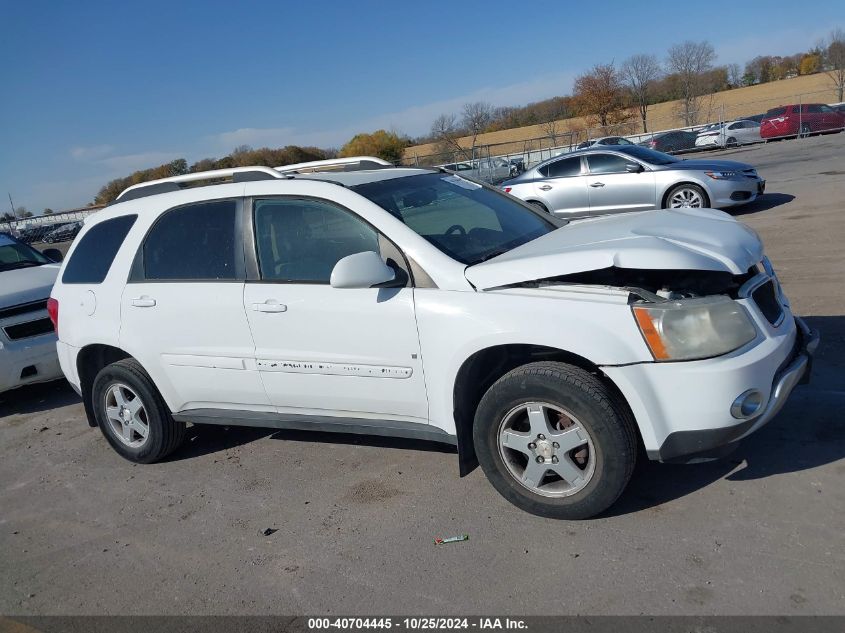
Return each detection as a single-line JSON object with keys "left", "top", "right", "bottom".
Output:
{"left": 242, "top": 196, "right": 429, "bottom": 422}
{"left": 119, "top": 199, "right": 269, "bottom": 412}
{"left": 534, "top": 156, "right": 589, "bottom": 217}
{"left": 584, "top": 153, "right": 656, "bottom": 214}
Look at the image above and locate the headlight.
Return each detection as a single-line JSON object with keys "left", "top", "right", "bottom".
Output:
{"left": 705, "top": 171, "right": 738, "bottom": 179}
{"left": 632, "top": 297, "right": 757, "bottom": 361}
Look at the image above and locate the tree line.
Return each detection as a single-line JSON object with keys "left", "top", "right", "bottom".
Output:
{"left": 70, "top": 29, "right": 845, "bottom": 208}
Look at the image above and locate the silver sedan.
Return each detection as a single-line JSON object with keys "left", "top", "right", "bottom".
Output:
{"left": 501, "top": 146, "right": 765, "bottom": 218}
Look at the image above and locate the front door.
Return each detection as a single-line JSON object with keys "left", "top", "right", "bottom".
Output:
{"left": 242, "top": 196, "right": 429, "bottom": 423}
{"left": 584, "top": 153, "right": 656, "bottom": 214}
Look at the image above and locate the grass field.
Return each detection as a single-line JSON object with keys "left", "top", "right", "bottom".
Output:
{"left": 404, "top": 73, "right": 840, "bottom": 162}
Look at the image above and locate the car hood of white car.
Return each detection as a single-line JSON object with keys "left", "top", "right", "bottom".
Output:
{"left": 0, "top": 264, "right": 60, "bottom": 310}
{"left": 464, "top": 208, "right": 763, "bottom": 290}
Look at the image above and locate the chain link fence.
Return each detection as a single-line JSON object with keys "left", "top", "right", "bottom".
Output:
{"left": 1, "top": 206, "right": 105, "bottom": 244}
{"left": 401, "top": 87, "right": 844, "bottom": 183}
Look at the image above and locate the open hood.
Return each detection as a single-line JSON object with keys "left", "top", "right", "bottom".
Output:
{"left": 465, "top": 208, "right": 763, "bottom": 290}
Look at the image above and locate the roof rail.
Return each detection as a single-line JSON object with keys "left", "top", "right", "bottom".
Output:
{"left": 275, "top": 156, "right": 392, "bottom": 174}
{"left": 115, "top": 166, "right": 285, "bottom": 203}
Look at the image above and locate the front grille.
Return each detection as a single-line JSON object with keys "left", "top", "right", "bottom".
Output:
{"left": 0, "top": 299, "right": 48, "bottom": 320}
{"left": 752, "top": 280, "right": 783, "bottom": 325}
{"left": 3, "top": 317, "right": 54, "bottom": 340}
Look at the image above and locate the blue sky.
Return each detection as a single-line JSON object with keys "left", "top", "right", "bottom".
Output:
{"left": 1, "top": 0, "right": 843, "bottom": 213}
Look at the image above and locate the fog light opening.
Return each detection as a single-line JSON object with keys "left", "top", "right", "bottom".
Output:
{"left": 731, "top": 389, "right": 764, "bottom": 420}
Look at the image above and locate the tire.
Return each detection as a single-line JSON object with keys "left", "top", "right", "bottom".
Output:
{"left": 528, "top": 201, "right": 549, "bottom": 213}
{"left": 725, "top": 136, "right": 737, "bottom": 148}
{"left": 799, "top": 123, "right": 811, "bottom": 138}
{"left": 665, "top": 183, "right": 709, "bottom": 209}
{"left": 92, "top": 358, "right": 186, "bottom": 463}
{"left": 473, "top": 362, "right": 637, "bottom": 519}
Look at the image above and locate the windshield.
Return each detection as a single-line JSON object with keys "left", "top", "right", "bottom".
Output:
{"left": 0, "top": 233, "right": 51, "bottom": 272}
{"left": 351, "top": 172, "right": 557, "bottom": 265}
{"left": 613, "top": 145, "right": 679, "bottom": 165}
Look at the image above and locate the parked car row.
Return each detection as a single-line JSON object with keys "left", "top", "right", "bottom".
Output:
{"left": 759, "top": 103, "right": 845, "bottom": 139}
{"left": 15, "top": 221, "right": 82, "bottom": 244}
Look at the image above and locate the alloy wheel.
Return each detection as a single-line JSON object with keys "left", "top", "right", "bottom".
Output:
{"left": 104, "top": 383, "right": 150, "bottom": 448}
{"left": 497, "top": 401, "right": 595, "bottom": 497}
{"left": 669, "top": 187, "right": 704, "bottom": 208}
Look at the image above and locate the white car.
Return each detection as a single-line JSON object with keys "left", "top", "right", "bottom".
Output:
{"left": 0, "top": 233, "right": 65, "bottom": 393}
{"left": 695, "top": 120, "right": 762, "bottom": 148}
{"left": 50, "top": 156, "right": 817, "bottom": 519}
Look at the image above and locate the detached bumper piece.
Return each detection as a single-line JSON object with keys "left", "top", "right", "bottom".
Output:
{"left": 655, "top": 317, "right": 818, "bottom": 463}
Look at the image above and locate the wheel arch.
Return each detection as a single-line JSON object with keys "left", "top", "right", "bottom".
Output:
{"left": 451, "top": 343, "right": 639, "bottom": 477}
{"left": 76, "top": 344, "right": 133, "bottom": 427}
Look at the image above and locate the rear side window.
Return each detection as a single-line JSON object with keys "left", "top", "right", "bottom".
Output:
{"left": 62, "top": 215, "right": 137, "bottom": 284}
{"left": 139, "top": 200, "right": 240, "bottom": 281}
{"left": 540, "top": 157, "right": 581, "bottom": 178}
{"left": 766, "top": 107, "right": 786, "bottom": 117}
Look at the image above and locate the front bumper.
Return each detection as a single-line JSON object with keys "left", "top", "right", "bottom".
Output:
{"left": 604, "top": 315, "right": 818, "bottom": 463}
{"left": 708, "top": 177, "right": 765, "bottom": 208}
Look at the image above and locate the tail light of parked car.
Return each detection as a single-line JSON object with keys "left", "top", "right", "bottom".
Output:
{"left": 503, "top": 187, "right": 512, "bottom": 193}
{"left": 47, "top": 298, "right": 59, "bottom": 333}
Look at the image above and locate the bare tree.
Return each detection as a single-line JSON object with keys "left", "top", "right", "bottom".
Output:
{"left": 727, "top": 63, "right": 742, "bottom": 87}
{"left": 461, "top": 102, "right": 493, "bottom": 151}
{"left": 666, "top": 40, "right": 716, "bottom": 125}
{"left": 430, "top": 113, "right": 466, "bottom": 159}
{"left": 825, "top": 28, "right": 845, "bottom": 102}
{"left": 621, "top": 54, "right": 662, "bottom": 133}
{"left": 540, "top": 118, "right": 561, "bottom": 147}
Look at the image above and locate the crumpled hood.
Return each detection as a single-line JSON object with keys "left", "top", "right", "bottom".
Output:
{"left": 465, "top": 208, "right": 763, "bottom": 290}
{"left": 0, "top": 265, "right": 60, "bottom": 310}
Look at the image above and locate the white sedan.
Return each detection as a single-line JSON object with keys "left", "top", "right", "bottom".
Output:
{"left": 696, "top": 120, "right": 762, "bottom": 148}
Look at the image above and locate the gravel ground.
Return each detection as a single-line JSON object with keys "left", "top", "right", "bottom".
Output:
{"left": 1, "top": 133, "right": 844, "bottom": 616}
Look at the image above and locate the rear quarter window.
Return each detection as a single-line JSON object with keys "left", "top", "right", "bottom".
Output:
{"left": 61, "top": 215, "right": 137, "bottom": 284}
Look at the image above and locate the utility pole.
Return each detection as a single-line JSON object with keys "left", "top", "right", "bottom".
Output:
{"left": 8, "top": 192, "right": 17, "bottom": 219}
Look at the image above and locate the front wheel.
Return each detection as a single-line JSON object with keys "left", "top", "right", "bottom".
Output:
{"left": 528, "top": 201, "right": 549, "bottom": 213}
{"left": 665, "top": 183, "right": 708, "bottom": 209}
{"left": 92, "top": 358, "right": 186, "bottom": 463}
{"left": 473, "top": 362, "right": 637, "bottom": 519}
{"left": 799, "top": 123, "right": 812, "bottom": 138}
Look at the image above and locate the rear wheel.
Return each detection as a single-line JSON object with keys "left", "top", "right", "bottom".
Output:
{"left": 473, "top": 362, "right": 637, "bottom": 519}
{"left": 528, "top": 200, "right": 549, "bottom": 213}
{"left": 799, "top": 123, "right": 812, "bottom": 138}
{"left": 725, "top": 136, "right": 737, "bottom": 148}
{"left": 665, "top": 183, "right": 708, "bottom": 209}
{"left": 92, "top": 358, "right": 186, "bottom": 463}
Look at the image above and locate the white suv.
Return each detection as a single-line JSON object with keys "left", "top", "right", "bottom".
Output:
{"left": 49, "top": 156, "right": 817, "bottom": 519}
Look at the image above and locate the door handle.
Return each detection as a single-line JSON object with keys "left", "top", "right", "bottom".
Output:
{"left": 131, "top": 296, "right": 156, "bottom": 308}
{"left": 589, "top": 182, "right": 605, "bottom": 188}
{"left": 252, "top": 300, "right": 287, "bottom": 313}
{"left": 538, "top": 184, "right": 553, "bottom": 191}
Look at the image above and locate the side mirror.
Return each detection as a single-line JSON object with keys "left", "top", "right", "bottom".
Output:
{"left": 625, "top": 163, "right": 644, "bottom": 173}
{"left": 330, "top": 251, "right": 396, "bottom": 289}
{"left": 42, "top": 248, "right": 63, "bottom": 262}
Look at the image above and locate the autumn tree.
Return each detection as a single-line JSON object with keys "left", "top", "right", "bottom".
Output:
{"left": 42, "top": 208, "right": 54, "bottom": 215}
{"left": 621, "top": 54, "right": 662, "bottom": 132}
{"left": 16, "top": 207, "right": 33, "bottom": 218}
{"left": 339, "top": 129, "right": 408, "bottom": 163}
{"left": 1, "top": 212, "right": 15, "bottom": 222}
{"left": 799, "top": 53, "right": 821, "bottom": 75}
{"left": 825, "top": 29, "right": 845, "bottom": 102}
{"left": 667, "top": 40, "right": 716, "bottom": 125}
{"left": 573, "top": 63, "right": 627, "bottom": 128}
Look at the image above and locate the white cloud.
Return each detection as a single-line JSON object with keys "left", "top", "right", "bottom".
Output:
{"left": 70, "top": 144, "right": 114, "bottom": 161}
